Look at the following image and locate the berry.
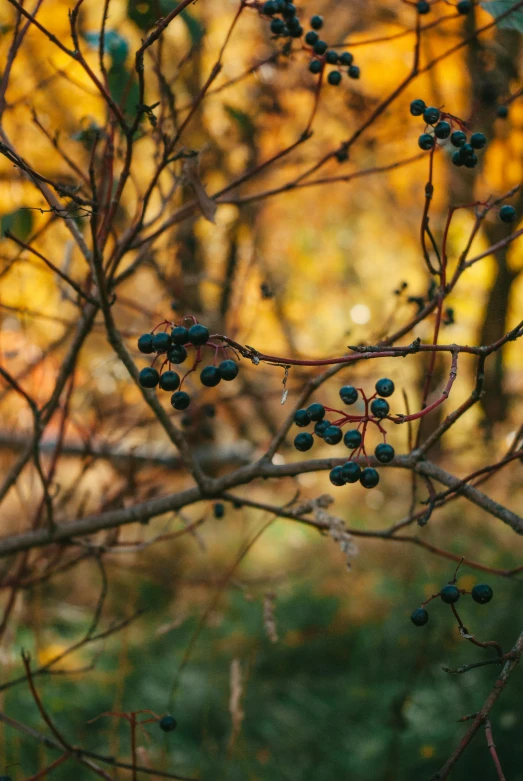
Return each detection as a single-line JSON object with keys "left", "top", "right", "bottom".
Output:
{"left": 159, "top": 715, "right": 177, "bottom": 733}
{"left": 360, "top": 467, "right": 380, "bottom": 488}
{"left": 262, "top": 0, "right": 277, "bottom": 13}
{"left": 152, "top": 332, "right": 171, "bottom": 352}
{"left": 418, "top": 133, "right": 435, "bottom": 151}
{"left": 500, "top": 205, "right": 517, "bottom": 223}
{"left": 340, "top": 385, "right": 359, "bottom": 405}
{"left": 188, "top": 323, "right": 210, "bottom": 346}
{"left": 451, "top": 151, "right": 464, "bottom": 167}
{"left": 327, "top": 71, "right": 342, "bottom": 86}
{"left": 139, "top": 367, "right": 160, "bottom": 388}
{"left": 459, "top": 142, "right": 474, "bottom": 158}
{"left": 270, "top": 18, "right": 285, "bottom": 34}
{"left": 343, "top": 429, "right": 362, "bottom": 450}
{"left": 138, "top": 334, "right": 154, "bottom": 354}
{"left": 341, "top": 461, "right": 361, "bottom": 483}
{"left": 213, "top": 502, "right": 225, "bottom": 519}
{"left": 307, "top": 403, "right": 325, "bottom": 421}
{"left": 313, "top": 40, "right": 327, "bottom": 55}
{"left": 324, "top": 425, "right": 343, "bottom": 445}
{"left": 329, "top": 466, "right": 346, "bottom": 486}
{"left": 410, "top": 98, "right": 426, "bottom": 116}
{"left": 282, "top": 2, "right": 296, "bottom": 18}
{"left": 375, "top": 378, "right": 395, "bottom": 397}
{"left": 375, "top": 443, "right": 395, "bottom": 463}
{"left": 171, "top": 326, "right": 189, "bottom": 345}
{"left": 348, "top": 65, "right": 360, "bottom": 79}
{"left": 289, "top": 23, "right": 303, "bottom": 37}
{"left": 423, "top": 106, "right": 440, "bottom": 125}
{"left": 310, "top": 14, "right": 323, "bottom": 29}
{"left": 463, "top": 153, "right": 478, "bottom": 168}
{"left": 470, "top": 132, "right": 487, "bottom": 149}
{"left": 471, "top": 584, "right": 493, "bottom": 604}
{"left": 440, "top": 584, "right": 460, "bottom": 604}
{"left": 0, "top": 776, "right": 13, "bottom": 781}
{"left": 294, "top": 432, "right": 314, "bottom": 451}
{"left": 496, "top": 105, "right": 508, "bottom": 118}
{"left": 294, "top": 408, "right": 311, "bottom": 427}
{"left": 200, "top": 366, "right": 221, "bottom": 387}
{"left": 450, "top": 130, "right": 467, "bottom": 147}
{"left": 457, "top": 0, "right": 473, "bottom": 12}
{"left": 417, "top": 1, "right": 430, "bottom": 13}
{"left": 171, "top": 391, "right": 191, "bottom": 410}
{"left": 434, "top": 120, "right": 451, "bottom": 139}
{"left": 339, "top": 52, "right": 354, "bottom": 66}
{"left": 159, "top": 371, "right": 180, "bottom": 391}
{"left": 309, "top": 59, "right": 322, "bottom": 74}
{"left": 305, "top": 30, "right": 319, "bottom": 45}
{"left": 314, "top": 419, "right": 331, "bottom": 438}
{"left": 325, "top": 50, "right": 338, "bottom": 64}
{"left": 411, "top": 608, "right": 429, "bottom": 626}
{"left": 218, "top": 359, "right": 239, "bottom": 381}
{"left": 167, "top": 345, "right": 188, "bottom": 364}
{"left": 370, "top": 398, "right": 390, "bottom": 418}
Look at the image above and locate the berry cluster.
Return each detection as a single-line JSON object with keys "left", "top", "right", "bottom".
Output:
{"left": 411, "top": 99, "right": 488, "bottom": 169}
{"left": 137, "top": 318, "right": 239, "bottom": 411}
{"left": 262, "top": 0, "right": 303, "bottom": 39}
{"left": 305, "top": 16, "right": 360, "bottom": 85}
{"left": 411, "top": 582, "right": 493, "bottom": 626}
{"left": 293, "top": 378, "right": 396, "bottom": 490}
{"left": 417, "top": 0, "right": 472, "bottom": 14}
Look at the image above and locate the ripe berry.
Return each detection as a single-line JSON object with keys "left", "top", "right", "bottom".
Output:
{"left": 470, "top": 132, "right": 486, "bottom": 149}
{"left": 348, "top": 65, "right": 360, "bottom": 79}
{"left": 307, "top": 403, "right": 325, "bottom": 421}
{"left": 457, "top": 0, "right": 473, "bottom": 12}
{"left": 310, "top": 14, "right": 323, "bottom": 29}
{"left": 418, "top": 133, "right": 435, "bottom": 151}
{"left": 218, "top": 359, "right": 239, "bottom": 381}
{"left": 188, "top": 323, "right": 210, "bottom": 346}
{"left": 294, "top": 409, "right": 311, "bottom": 427}
{"left": 411, "top": 608, "right": 429, "bottom": 626}
{"left": 0, "top": 776, "right": 13, "bottom": 781}
{"left": 375, "top": 378, "right": 395, "bottom": 397}
{"left": 294, "top": 432, "right": 314, "bottom": 451}
{"left": 138, "top": 334, "right": 154, "bottom": 353}
{"left": 167, "top": 345, "right": 188, "bottom": 364}
{"left": 341, "top": 461, "right": 361, "bottom": 483}
{"left": 451, "top": 151, "right": 464, "bottom": 167}
{"left": 450, "top": 130, "right": 467, "bottom": 147}
{"left": 471, "top": 584, "right": 493, "bottom": 604}
{"left": 360, "top": 467, "right": 380, "bottom": 488}
{"left": 370, "top": 398, "right": 390, "bottom": 418}
{"left": 262, "top": 0, "right": 277, "bottom": 13}
{"left": 496, "top": 105, "right": 508, "bottom": 118}
{"left": 375, "top": 443, "right": 395, "bottom": 463}
{"left": 328, "top": 71, "right": 342, "bottom": 86}
{"left": 460, "top": 142, "right": 474, "bottom": 158}
{"left": 410, "top": 98, "right": 426, "bottom": 116}
{"left": 139, "top": 367, "right": 160, "bottom": 388}
{"left": 463, "top": 153, "right": 478, "bottom": 168}
{"left": 343, "top": 429, "right": 362, "bottom": 450}
{"left": 305, "top": 30, "right": 319, "bottom": 45}
{"left": 434, "top": 120, "right": 451, "bottom": 139}
{"left": 171, "top": 326, "right": 189, "bottom": 345}
{"left": 325, "top": 50, "right": 338, "bottom": 64}
{"left": 309, "top": 59, "right": 322, "bottom": 74}
{"left": 314, "top": 419, "right": 331, "bottom": 437}
{"left": 152, "top": 332, "right": 171, "bottom": 352}
{"left": 339, "top": 52, "right": 354, "bottom": 66}
{"left": 289, "top": 23, "right": 303, "bottom": 37}
{"left": 171, "top": 391, "right": 191, "bottom": 410}
{"left": 329, "top": 466, "right": 346, "bottom": 486}
{"left": 500, "top": 205, "right": 516, "bottom": 223}
{"left": 159, "top": 715, "right": 177, "bottom": 732}
{"left": 323, "top": 425, "right": 343, "bottom": 445}
{"left": 440, "top": 584, "right": 460, "bottom": 604}
{"left": 423, "top": 106, "right": 440, "bottom": 125}
{"left": 270, "top": 18, "right": 285, "bottom": 34}
{"left": 313, "top": 40, "right": 327, "bottom": 55}
{"left": 340, "top": 385, "right": 359, "bottom": 405}
{"left": 200, "top": 366, "right": 221, "bottom": 387}
{"left": 417, "top": 0, "right": 430, "bottom": 13}
{"left": 282, "top": 2, "right": 296, "bottom": 17}
{"left": 213, "top": 502, "right": 225, "bottom": 519}
{"left": 159, "top": 371, "right": 180, "bottom": 391}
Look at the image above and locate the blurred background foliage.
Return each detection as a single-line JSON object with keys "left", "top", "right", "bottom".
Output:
{"left": 0, "top": 0, "right": 522, "bottom": 778}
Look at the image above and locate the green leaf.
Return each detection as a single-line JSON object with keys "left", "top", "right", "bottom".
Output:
{"left": 480, "top": 1, "right": 523, "bottom": 31}
{"left": 224, "top": 104, "right": 256, "bottom": 139}
{"left": 107, "top": 65, "right": 140, "bottom": 120}
{"left": 0, "top": 208, "right": 33, "bottom": 240}
{"left": 83, "top": 30, "right": 129, "bottom": 67}
{"left": 180, "top": 9, "right": 204, "bottom": 44}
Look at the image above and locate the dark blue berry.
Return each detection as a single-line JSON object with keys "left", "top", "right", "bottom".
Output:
{"left": 370, "top": 398, "right": 390, "bottom": 418}
{"left": 463, "top": 153, "right": 478, "bottom": 168}
{"left": 171, "top": 391, "right": 190, "bottom": 410}
{"left": 411, "top": 608, "right": 429, "bottom": 626}
{"left": 418, "top": 133, "right": 435, "bottom": 151}
{"left": 282, "top": 2, "right": 296, "bottom": 17}
{"left": 329, "top": 466, "right": 346, "bottom": 486}
{"left": 360, "top": 467, "right": 380, "bottom": 488}
{"left": 313, "top": 40, "right": 327, "bottom": 55}
{"left": 328, "top": 71, "right": 342, "bottom": 86}
{"left": 500, "top": 205, "right": 516, "bottom": 223}
{"left": 496, "top": 105, "right": 508, "bottom": 118}
{"left": 153, "top": 332, "right": 171, "bottom": 352}
{"left": 171, "top": 326, "right": 189, "bottom": 345}
{"left": 339, "top": 52, "right": 353, "bottom": 66}
{"left": 138, "top": 333, "right": 154, "bottom": 353}
{"left": 470, "top": 132, "right": 486, "bottom": 149}
{"left": 309, "top": 59, "right": 322, "bottom": 74}
{"left": 270, "top": 18, "right": 285, "bottom": 34}
{"left": 159, "top": 715, "right": 177, "bottom": 732}
{"left": 307, "top": 403, "right": 325, "bottom": 421}
{"left": 375, "top": 378, "right": 395, "bottom": 397}
{"left": 188, "top": 323, "right": 210, "bottom": 346}
{"left": 324, "top": 425, "right": 343, "bottom": 445}
{"left": 159, "top": 371, "right": 180, "bottom": 391}
{"left": 457, "top": 0, "right": 473, "bottom": 12}
{"left": 213, "top": 502, "right": 225, "bottom": 519}
{"left": 459, "top": 142, "right": 474, "bottom": 159}
{"left": 0, "top": 776, "right": 14, "bottom": 781}
{"left": 325, "top": 50, "right": 338, "bottom": 64}
{"left": 310, "top": 14, "right": 323, "bottom": 29}
{"left": 167, "top": 345, "right": 188, "bottom": 364}
{"left": 375, "top": 443, "right": 395, "bottom": 463}
{"left": 441, "top": 584, "right": 460, "bottom": 603}
{"left": 262, "top": 0, "right": 277, "bottom": 13}
{"left": 423, "top": 106, "right": 440, "bottom": 125}
{"left": 340, "top": 385, "right": 359, "bottom": 405}
{"left": 305, "top": 30, "right": 319, "bottom": 45}
{"left": 139, "top": 367, "right": 160, "bottom": 388}
{"left": 294, "top": 432, "right": 314, "bottom": 451}
{"left": 218, "top": 359, "right": 239, "bottom": 381}
{"left": 450, "top": 130, "right": 467, "bottom": 147}
{"left": 343, "top": 429, "right": 362, "bottom": 450}
{"left": 410, "top": 98, "right": 426, "bottom": 116}
{"left": 417, "top": 0, "right": 430, "bottom": 13}
{"left": 341, "top": 461, "right": 361, "bottom": 483}
{"left": 314, "top": 419, "right": 331, "bottom": 438}
{"left": 200, "top": 366, "right": 221, "bottom": 387}
{"left": 451, "top": 151, "right": 464, "bottom": 166}
{"left": 348, "top": 65, "right": 360, "bottom": 79}
{"left": 289, "top": 23, "right": 303, "bottom": 37}
{"left": 434, "top": 120, "right": 451, "bottom": 139}
{"left": 294, "top": 408, "right": 311, "bottom": 427}
{"left": 471, "top": 584, "right": 493, "bottom": 604}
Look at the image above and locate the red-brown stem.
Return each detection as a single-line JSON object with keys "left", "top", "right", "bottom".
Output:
{"left": 484, "top": 720, "right": 507, "bottom": 781}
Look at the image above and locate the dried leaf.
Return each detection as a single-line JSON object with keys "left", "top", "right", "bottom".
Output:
{"left": 182, "top": 155, "right": 217, "bottom": 223}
